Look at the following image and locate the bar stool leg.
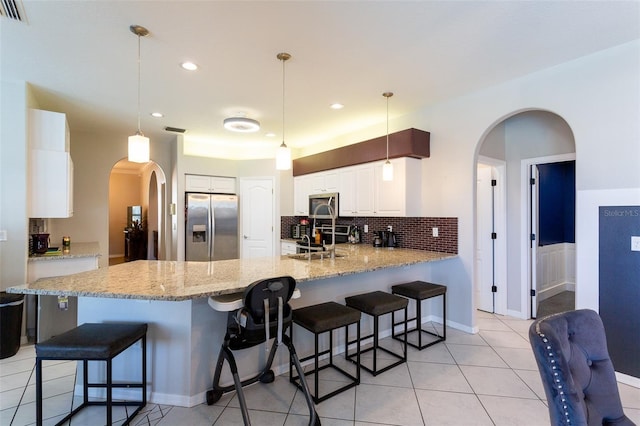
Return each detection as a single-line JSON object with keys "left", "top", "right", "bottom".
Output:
{"left": 36, "top": 359, "right": 43, "bottom": 426}
{"left": 107, "top": 359, "right": 113, "bottom": 425}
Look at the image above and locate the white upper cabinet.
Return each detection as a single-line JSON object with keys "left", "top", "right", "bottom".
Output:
{"left": 28, "top": 109, "right": 70, "bottom": 151}
{"left": 293, "top": 175, "right": 312, "bottom": 215}
{"left": 309, "top": 171, "right": 338, "bottom": 194}
{"left": 373, "top": 157, "right": 421, "bottom": 217}
{"left": 339, "top": 164, "right": 374, "bottom": 216}
{"left": 28, "top": 109, "right": 74, "bottom": 218}
{"left": 185, "top": 174, "right": 236, "bottom": 194}
{"left": 294, "top": 157, "right": 421, "bottom": 218}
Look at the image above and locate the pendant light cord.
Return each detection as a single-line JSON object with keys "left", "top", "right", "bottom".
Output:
{"left": 281, "top": 55, "right": 286, "bottom": 145}
{"left": 136, "top": 33, "right": 142, "bottom": 135}
{"left": 386, "top": 95, "right": 389, "bottom": 160}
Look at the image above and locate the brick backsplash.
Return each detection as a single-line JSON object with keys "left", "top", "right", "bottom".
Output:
{"left": 281, "top": 216, "right": 458, "bottom": 254}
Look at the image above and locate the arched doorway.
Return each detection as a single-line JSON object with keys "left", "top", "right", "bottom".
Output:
{"left": 108, "top": 159, "right": 168, "bottom": 264}
{"left": 474, "top": 110, "right": 576, "bottom": 319}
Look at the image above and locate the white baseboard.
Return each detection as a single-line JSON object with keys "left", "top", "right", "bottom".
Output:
{"left": 615, "top": 372, "right": 640, "bottom": 388}
{"left": 538, "top": 282, "right": 575, "bottom": 302}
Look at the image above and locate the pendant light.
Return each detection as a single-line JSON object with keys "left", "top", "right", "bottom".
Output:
{"left": 275, "top": 52, "right": 292, "bottom": 171}
{"left": 128, "top": 25, "right": 150, "bottom": 163}
{"left": 382, "top": 92, "right": 394, "bottom": 181}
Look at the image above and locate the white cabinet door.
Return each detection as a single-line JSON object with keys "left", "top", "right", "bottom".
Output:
{"left": 339, "top": 164, "right": 374, "bottom": 217}
{"left": 309, "top": 170, "right": 339, "bottom": 194}
{"left": 280, "top": 241, "right": 297, "bottom": 255}
{"left": 185, "top": 174, "right": 211, "bottom": 192}
{"left": 28, "top": 109, "right": 69, "bottom": 152}
{"left": 338, "top": 168, "right": 356, "bottom": 216}
{"left": 293, "top": 175, "right": 312, "bottom": 215}
{"left": 29, "top": 150, "right": 73, "bottom": 218}
{"left": 185, "top": 174, "right": 236, "bottom": 193}
{"left": 355, "top": 165, "right": 375, "bottom": 216}
{"left": 373, "top": 158, "right": 421, "bottom": 217}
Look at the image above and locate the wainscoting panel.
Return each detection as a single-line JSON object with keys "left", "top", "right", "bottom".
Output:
{"left": 537, "top": 243, "right": 575, "bottom": 301}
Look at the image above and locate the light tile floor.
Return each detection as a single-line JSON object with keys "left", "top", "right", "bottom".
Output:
{"left": 2, "top": 311, "right": 639, "bottom": 425}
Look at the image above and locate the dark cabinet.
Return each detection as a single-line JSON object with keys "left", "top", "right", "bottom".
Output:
{"left": 124, "top": 228, "right": 147, "bottom": 261}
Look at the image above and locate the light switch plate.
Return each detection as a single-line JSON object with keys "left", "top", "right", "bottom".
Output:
{"left": 0, "top": 230, "right": 6, "bottom": 241}
{"left": 632, "top": 236, "right": 640, "bottom": 252}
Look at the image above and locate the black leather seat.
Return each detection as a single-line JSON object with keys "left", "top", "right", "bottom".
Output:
{"left": 529, "top": 309, "right": 635, "bottom": 426}
{"left": 391, "top": 281, "right": 446, "bottom": 349}
{"left": 345, "top": 291, "right": 408, "bottom": 376}
{"left": 291, "top": 301, "right": 361, "bottom": 403}
{"left": 36, "top": 322, "right": 147, "bottom": 426}
{"left": 206, "top": 276, "right": 319, "bottom": 425}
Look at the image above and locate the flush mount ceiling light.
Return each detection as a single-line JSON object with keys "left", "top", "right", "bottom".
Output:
{"left": 180, "top": 61, "right": 198, "bottom": 71}
{"left": 223, "top": 116, "right": 260, "bottom": 133}
{"left": 275, "top": 52, "right": 292, "bottom": 171}
{"left": 330, "top": 103, "right": 344, "bottom": 110}
{"left": 382, "top": 92, "right": 394, "bottom": 181}
{"left": 128, "top": 25, "right": 150, "bottom": 163}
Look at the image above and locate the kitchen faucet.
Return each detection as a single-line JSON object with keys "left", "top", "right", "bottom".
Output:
{"left": 311, "top": 199, "right": 336, "bottom": 259}
{"left": 301, "top": 234, "right": 312, "bottom": 256}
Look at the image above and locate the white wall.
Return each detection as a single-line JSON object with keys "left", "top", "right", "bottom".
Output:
{"left": 0, "top": 81, "right": 31, "bottom": 290}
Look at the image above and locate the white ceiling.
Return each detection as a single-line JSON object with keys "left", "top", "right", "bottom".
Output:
{"left": 2, "top": 1, "right": 639, "bottom": 160}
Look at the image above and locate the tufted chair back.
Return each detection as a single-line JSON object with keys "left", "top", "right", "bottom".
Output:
{"left": 529, "top": 309, "right": 635, "bottom": 426}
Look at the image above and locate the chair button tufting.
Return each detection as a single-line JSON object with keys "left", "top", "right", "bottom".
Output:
{"left": 587, "top": 359, "right": 593, "bottom": 366}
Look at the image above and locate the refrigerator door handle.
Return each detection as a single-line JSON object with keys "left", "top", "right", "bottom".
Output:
{"left": 208, "top": 197, "right": 214, "bottom": 260}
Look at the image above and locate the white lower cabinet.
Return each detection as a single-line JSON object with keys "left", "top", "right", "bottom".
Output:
{"left": 281, "top": 240, "right": 297, "bottom": 255}
{"left": 27, "top": 256, "right": 98, "bottom": 342}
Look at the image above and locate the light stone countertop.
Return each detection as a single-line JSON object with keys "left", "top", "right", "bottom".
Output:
{"left": 28, "top": 242, "right": 101, "bottom": 262}
{"left": 9, "top": 245, "right": 455, "bottom": 301}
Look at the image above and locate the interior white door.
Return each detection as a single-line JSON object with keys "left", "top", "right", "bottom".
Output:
{"left": 530, "top": 165, "right": 539, "bottom": 318}
{"left": 476, "top": 164, "right": 495, "bottom": 312}
{"left": 240, "top": 178, "right": 274, "bottom": 258}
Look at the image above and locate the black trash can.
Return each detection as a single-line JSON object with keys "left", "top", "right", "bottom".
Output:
{"left": 1, "top": 291, "right": 24, "bottom": 359}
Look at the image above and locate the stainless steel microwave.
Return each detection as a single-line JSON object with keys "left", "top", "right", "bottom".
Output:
{"left": 309, "top": 193, "right": 339, "bottom": 219}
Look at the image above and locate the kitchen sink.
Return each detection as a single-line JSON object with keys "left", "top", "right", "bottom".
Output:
{"left": 287, "top": 252, "right": 345, "bottom": 261}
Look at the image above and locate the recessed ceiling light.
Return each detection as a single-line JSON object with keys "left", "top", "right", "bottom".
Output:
{"left": 150, "top": 112, "right": 164, "bottom": 118}
{"left": 265, "top": 132, "right": 276, "bottom": 137}
{"left": 180, "top": 62, "right": 198, "bottom": 71}
{"left": 330, "top": 103, "right": 344, "bottom": 110}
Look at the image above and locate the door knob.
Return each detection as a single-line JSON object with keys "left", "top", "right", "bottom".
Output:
{"left": 243, "top": 235, "right": 248, "bottom": 239}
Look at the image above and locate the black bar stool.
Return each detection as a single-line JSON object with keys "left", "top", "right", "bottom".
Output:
{"left": 345, "top": 291, "right": 408, "bottom": 376}
{"left": 391, "top": 281, "right": 446, "bottom": 350}
{"left": 290, "top": 301, "right": 361, "bottom": 403}
{"left": 35, "top": 322, "right": 147, "bottom": 426}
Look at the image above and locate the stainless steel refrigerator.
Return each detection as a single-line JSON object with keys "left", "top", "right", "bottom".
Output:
{"left": 185, "top": 193, "right": 239, "bottom": 261}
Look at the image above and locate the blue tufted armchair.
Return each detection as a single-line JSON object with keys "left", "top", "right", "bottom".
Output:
{"left": 529, "top": 309, "right": 635, "bottom": 426}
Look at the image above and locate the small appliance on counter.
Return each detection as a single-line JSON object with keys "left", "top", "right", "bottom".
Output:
{"left": 31, "top": 233, "right": 49, "bottom": 254}
{"left": 290, "top": 224, "right": 309, "bottom": 239}
{"left": 373, "top": 230, "right": 398, "bottom": 247}
{"left": 317, "top": 224, "right": 351, "bottom": 245}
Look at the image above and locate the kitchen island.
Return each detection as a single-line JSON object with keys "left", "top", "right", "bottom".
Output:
{"left": 8, "top": 245, "right": 456, "bottom": 407}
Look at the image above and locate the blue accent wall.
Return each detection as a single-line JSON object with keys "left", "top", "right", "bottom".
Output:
{"left": 599, "top": 206, "right": 640, "bottom": 378}
{"left": 538, "top": 161, "right": 575, "bottom": 246}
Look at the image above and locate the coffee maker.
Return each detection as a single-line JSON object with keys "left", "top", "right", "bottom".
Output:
{"left": 31, "top": 233, "right": 50, "bottom": 254}
{"left": 380, "top": 231, "right": 398, "bottom": 247}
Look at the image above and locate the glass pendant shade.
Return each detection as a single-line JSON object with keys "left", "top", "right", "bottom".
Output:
{"left": 276, "top": 142, "right": 292, "bottom": 170}
{"left": 128, "top": 133, "right": 150, "bottom": 163}
{"left": 382, "top": 160, "right": 394, "bottom": 181}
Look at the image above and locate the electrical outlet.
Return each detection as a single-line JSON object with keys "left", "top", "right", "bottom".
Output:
{"left": 432, "top": 227, "right": 439, "bottom": 237}
{"left": 0, "top": 230, "right": 6, "bottom": 241}
{"left": 632, "top": 236, "right": 640, "bottom": 252}
{"left": 364, "top": 224, "right": 368, "bottom": 233}
{"left": 387, "top": 225, "right": 393, "bottom": 232}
